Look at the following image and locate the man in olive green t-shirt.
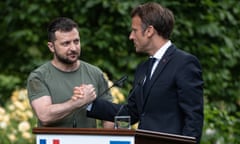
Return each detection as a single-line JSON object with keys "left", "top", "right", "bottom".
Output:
{"left": 27, "top": 17, "right": 113, "bottom": 128}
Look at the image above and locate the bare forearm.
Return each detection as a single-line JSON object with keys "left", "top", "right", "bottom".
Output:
{"left": 32, "top": 84, "right": 96, "bottom": 126}
{"left": 35, "top": 98, "right": 86, "bottom": 126}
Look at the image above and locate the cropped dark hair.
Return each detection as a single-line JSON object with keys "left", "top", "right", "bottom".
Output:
{"left": 131, "top": 2, "right": 174, "bottom": 39}
{"left": 47, "top": 17, "right": 79, "bottom": 42}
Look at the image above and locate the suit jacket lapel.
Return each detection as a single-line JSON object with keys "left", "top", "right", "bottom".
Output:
{"left": 151, "top": 45, "right": 176, "bottom": 84}
{"left": 141, "top": 45, "right": 176, "bottom": 112}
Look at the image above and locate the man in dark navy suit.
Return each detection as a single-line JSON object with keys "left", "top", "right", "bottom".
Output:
{"left": 74, "top": 2, "right": 203, "bottom": 144}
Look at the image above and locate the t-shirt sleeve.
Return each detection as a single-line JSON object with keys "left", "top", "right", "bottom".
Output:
{"left": 27, "top": 72, "right": 50, "bottom": 102}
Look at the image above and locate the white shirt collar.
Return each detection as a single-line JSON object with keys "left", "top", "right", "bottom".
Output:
{"left": 151, "top": 40, "right": 172, "bottom": 60}
{"left": 148, "top": 40, "right": 172, "bottom": 78}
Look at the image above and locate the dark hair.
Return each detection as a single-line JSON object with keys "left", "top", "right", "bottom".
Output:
{"left": 131, "top": 2, "right": 174, "bottom": 39}
{"left": 47, "top": 17, "right": 79, "bottom": 42}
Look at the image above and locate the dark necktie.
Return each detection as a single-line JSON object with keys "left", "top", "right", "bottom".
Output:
{"left": 143, "top": 58, "right": 156, "bottom": 97}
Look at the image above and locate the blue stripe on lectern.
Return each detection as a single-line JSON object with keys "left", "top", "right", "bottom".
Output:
{"left": 40, "top": 139, "right": 46, "bottom": 144}
{"left": 110, "top": 141, "right": 130, "bottom": 144}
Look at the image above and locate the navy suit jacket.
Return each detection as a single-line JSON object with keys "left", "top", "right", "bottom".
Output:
{"left": 87, "top": 44, "right": 203, "bottom": 143}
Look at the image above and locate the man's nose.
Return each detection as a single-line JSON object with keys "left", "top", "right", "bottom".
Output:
{"left": 70, "top": 42, "right": 77, "bottom": 50}
{"left": 129, "top": 32, "right": 134, "bottom": 40}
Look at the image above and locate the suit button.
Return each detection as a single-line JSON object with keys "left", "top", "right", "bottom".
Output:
{"left": 141, "top": 113, "right": 145, "bottom": 117}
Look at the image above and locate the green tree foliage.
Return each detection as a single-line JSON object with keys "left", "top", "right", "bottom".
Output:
{"left": 0, "top": 0, "right": 240, "bottom": 143}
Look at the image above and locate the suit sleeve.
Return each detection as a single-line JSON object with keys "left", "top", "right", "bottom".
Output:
{"left": 87, "top": 99, "right": 122, "bottom": 122}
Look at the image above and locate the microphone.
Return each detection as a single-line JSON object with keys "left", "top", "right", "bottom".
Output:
{"left": 113, "top": 75, "right": 128, "bottom": 87}
{"left": 114, "top": 75, "right": 145, "bottom": 117}
{"left": 99, "top": 75, "right": 128, "bottom": 97}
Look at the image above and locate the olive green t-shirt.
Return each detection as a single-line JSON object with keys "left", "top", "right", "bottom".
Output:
{"left": 27, "top": 60, "right": 112, "bottom": 128}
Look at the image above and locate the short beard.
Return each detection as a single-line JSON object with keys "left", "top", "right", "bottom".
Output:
{"left": 55, "top": 53, "right": 77, "bottom": 64}
{"left": 54, "top": 49, "right": 79, "bottom": 65}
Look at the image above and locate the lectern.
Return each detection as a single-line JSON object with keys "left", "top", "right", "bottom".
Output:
{"left": 33, "top": 127, "right": 196, "bottom": 144}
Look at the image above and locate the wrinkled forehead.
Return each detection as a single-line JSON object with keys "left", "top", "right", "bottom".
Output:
{"left": 131, "top": 16, "right": 142, "bottom": 28}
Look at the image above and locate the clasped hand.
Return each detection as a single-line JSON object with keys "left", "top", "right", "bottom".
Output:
{"left": 72, "top": 84, "right": 96, "bottom": 102}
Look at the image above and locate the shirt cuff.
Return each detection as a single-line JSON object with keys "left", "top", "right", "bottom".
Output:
{"left": 86, "top": 103, "right": 93, "bottom": 111}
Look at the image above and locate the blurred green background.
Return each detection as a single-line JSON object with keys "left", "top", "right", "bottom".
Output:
{"left": 0, "top": 0, "right": 240, "bottom": 143}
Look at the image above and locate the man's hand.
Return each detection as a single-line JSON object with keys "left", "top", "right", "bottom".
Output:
{"left": 72, "top": 84, "right": 96, "bottom": 103}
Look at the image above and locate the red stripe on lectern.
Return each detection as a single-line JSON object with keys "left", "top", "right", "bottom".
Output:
{"left": 53, "top": 139, "right": 60, "bottom": 144}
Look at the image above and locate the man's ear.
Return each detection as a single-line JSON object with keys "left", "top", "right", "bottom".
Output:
{"left": 47, "top": 42, "right": 55, "bottom": 52}
{"left": 146, "top": 25, "right": 155, "bottom": 37}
